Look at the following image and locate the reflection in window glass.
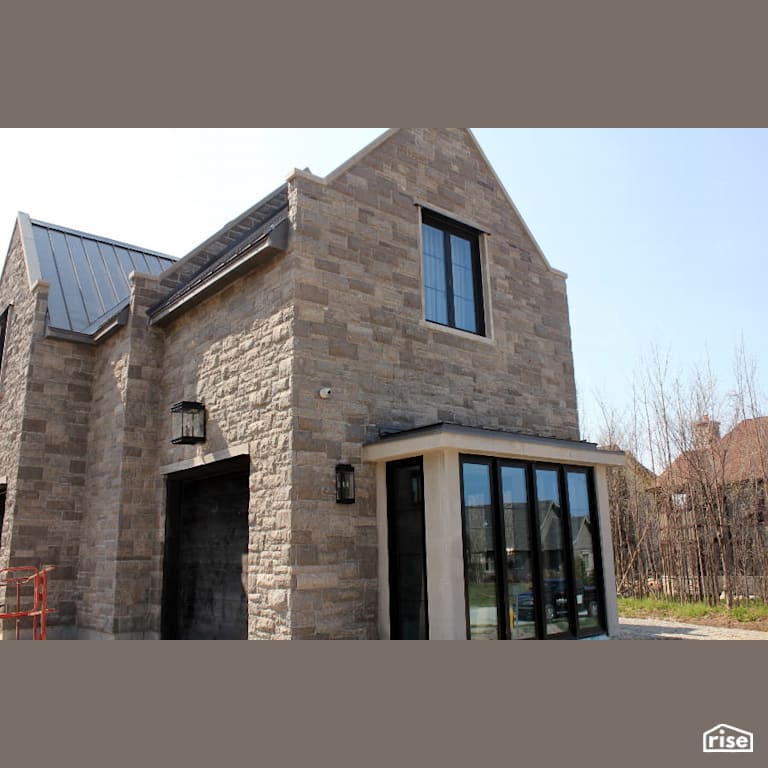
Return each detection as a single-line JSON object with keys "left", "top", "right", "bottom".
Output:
{"left": 450, "top": 235, "right": 477, "bottom": 333}
{"left": 422, "top": 224, "right": 448, "bottom": 325}
{"left": 501, "top": 466, "right": 536, "bottom": 639}
{"left": 535, "top": 468, "right": 570, "bottom": 636}
{"left": 567, "top": 472, "right": 600, "bottom": 632}
{"left": 462, "top": 462, "right": 499, "bottom": 639}
{"left": 388, "top": 462, "right": 428, "bottom": 639}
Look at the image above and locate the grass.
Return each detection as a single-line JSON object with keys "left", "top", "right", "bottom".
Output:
{"left": 618, "top": 596, "right": 768, "bottom": 624}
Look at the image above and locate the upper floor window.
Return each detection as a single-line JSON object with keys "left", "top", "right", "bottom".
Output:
{"left": 421, "top": 210, "right": 485, "bottom": 336}
{"left": 0, "top": 307, "right": 8, "bottom": 376}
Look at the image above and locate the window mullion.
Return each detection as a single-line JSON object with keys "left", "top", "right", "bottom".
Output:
{"left": 443, "top": 229, "right": 455, "bottom": 328}
{"left": 559, "top": 467, "right": 579, "bottom": 637}
{"left": 491, "top": 460, "right": 511, "bottom": 639}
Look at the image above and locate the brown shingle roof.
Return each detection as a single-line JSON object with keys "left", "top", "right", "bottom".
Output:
{"left": 658, "top": 417, "right": 768, "bottom": 488}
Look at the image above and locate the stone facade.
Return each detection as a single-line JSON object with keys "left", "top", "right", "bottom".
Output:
{"left": 0, "top": 129, "right": 608, "bottom": 640}
{"left": 286, "top": 128, "right": 577, "bottom": 638}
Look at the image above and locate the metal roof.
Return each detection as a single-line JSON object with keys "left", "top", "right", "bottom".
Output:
{"left": 158, "top": 185, "right": 288, "bottom": 289}
{"left": 29, "top": 219, "right": 175, "bottom": 335}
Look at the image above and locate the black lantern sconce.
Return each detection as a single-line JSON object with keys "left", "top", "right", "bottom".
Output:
{"left": 171, "top": 401, "right": 206, "bottom": 444}
{"left": 335, "top": 464, "right": 355, "bottom": 504}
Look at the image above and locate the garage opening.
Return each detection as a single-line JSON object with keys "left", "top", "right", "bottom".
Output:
{"left": 161, "top": 456, "right": 250, "bottom": 640}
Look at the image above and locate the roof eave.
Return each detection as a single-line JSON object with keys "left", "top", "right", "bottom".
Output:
{"left": 45, "top": 304, "right": 130, "bottom": 346}
{"left": 148, "top": 218, "right": 289, "bottom": 327}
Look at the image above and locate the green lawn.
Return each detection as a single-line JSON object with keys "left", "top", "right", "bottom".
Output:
{"left": 618, "top": 596, "right": 768, "bottom": 624}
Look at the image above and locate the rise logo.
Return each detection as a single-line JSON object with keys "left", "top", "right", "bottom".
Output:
{"left": 702, "top": 724, "right": 754, "bottom": 753}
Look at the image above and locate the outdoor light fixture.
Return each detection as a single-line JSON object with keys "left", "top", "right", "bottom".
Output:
{"left": 171, "top": 401, "right": 206, "bottom": 444}
{"left": 335, "top": 464, "right": 355, "bottom": 504}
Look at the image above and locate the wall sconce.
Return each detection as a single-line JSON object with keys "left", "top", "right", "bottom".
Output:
{"left": 335, "top": 464, "right": 355, "bottom": 504}
{"left": 171, "top": 401, "right": 206, "bottom": 444}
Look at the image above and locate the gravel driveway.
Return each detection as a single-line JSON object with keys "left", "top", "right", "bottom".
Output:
{"left": 617, "top": 616, "right": 768, "bottom": 640}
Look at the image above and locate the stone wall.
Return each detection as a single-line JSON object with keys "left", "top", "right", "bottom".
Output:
{"left": 156, "top": 249, "right": 296, "bottom": 639}
{"left": 0, "top": 225, "right": 36, "bottom": 573}
{"left": 0, "top": 243, "right": 95, "bottom": 629}
{"left": 286, "top": 128, "right": 579, "bottom": 638}
{"left": 77, "top": 274, "right": 167, "bottom": 638}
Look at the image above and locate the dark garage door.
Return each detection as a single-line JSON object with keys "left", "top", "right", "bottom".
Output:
{"left": 162, "top": 458, "right": 250, "bottom": 640}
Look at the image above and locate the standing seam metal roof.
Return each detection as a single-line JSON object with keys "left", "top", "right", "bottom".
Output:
{"left": 29, "top": 219, "right": 176, "bottom": 335}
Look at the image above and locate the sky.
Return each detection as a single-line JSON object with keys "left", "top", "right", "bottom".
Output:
{"left": 1, "top": 127, "right": 765, "bottom": 442}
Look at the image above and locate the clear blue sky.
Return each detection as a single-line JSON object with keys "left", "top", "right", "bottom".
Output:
{"left": 1, "top": 128, "right": 765, "bottom": 440}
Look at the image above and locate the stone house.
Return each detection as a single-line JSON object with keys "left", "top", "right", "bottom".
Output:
{"left": 0, "top": 128, "right": 623, "bottom": 640}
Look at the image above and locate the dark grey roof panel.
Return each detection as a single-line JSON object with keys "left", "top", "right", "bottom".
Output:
{"left": 30, "top": 219, "right": 175, "bottom": 334}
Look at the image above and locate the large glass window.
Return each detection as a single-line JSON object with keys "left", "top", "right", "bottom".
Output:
{"left": 567, "top": 470, "right": 603, "bottom": 632}
{"left": 460, "top": 457, "right": 605, "bottom": 639}
{"left": 501, "top": 466, "right": 536, "bottom": 639}
{"left": 535, "top": 468, "right": 570, "bottom": 637}
{"left": 421, "top": 211, "right": 484, "bottom": 335}
{"left": 461, "top": 461, "right": 499, "bottom": 639}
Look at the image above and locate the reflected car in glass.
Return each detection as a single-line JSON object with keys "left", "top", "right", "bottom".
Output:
{"left": 516, "top": 579, "right": 598, "bottom": 622}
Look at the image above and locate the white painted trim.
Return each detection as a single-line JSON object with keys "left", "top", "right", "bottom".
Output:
{"left": 594, "top": 465, "right": 619, "bottom": 637}
{"left": 375, "top": 463, "right": 390, "bottom": 640}
{"left": 0, "top": 476, "right": 7, "bottom": 487}
{"left": 159, "top": 443, "right": 250, "bottom": 476}
{"left": 363, "top": 428, "right": 625, "bottom": 467}
{"left": 17, "top": 212, "right": 43, "bottom": 289}
{"left": 423, "top": 450, "right": 466, "bottom": 639}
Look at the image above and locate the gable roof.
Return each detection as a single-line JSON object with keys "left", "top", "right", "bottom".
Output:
{"left": 721, "top": 416, "right": 768, "bottom": 484}
{"left": 23, "top": 215, "right": 175, "bottom": 337}
{"left": 317, "top": 128, "right": 567, "bottom": 279}
{"left": 658, "top": 416, "right": 768, "bottom": 488}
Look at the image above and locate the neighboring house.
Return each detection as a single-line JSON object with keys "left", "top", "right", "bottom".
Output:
{"left": 656, "top": 415, "right": 768, "bottom": 599}
{"left": 0, "top": 128, "right": 623, "bottom": 640}
{"left": 658, "top": 415, "right": 768, "bottom": 512}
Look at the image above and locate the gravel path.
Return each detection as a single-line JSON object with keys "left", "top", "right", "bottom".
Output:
{"left": 617, "top": 616, "right": 768, "bottom": 640}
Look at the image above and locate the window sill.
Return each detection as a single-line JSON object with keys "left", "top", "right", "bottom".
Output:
{"left": 420, "top": 319, "right": 496, "bottom": 346}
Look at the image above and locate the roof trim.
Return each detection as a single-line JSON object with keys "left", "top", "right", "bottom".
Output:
{"left": 17, "top": 212, "right": 43, "bottom": 288}
{"left": 362, "top": 422, "right": 625, "bottom": 466}
{"left": 159, "top": 184, "right": 288, "bottom": 283}
{"left": 465, "top": 129, "right": 567, "bottom": 279}
{"left": 148, "top": 218, "right": 290, "bottom": 327}
{"left": 45, "top": 304, "right": 130, "bottom": 345}
{"left": 28, "top": 217, "right": 175, "bottom": 261}
{"left": 288, "top": 129, "right": 566, "bottom": 278}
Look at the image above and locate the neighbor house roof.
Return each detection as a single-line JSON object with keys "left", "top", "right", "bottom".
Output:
{"left": 27, "top": 218, "right": 175, "bottom": 338}
{"left": 658, "top": 416, "right": 768, "bottom": 488}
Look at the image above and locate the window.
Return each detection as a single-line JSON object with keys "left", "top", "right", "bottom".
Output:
{"left": 0, "top": 306, "right": 8, "bottom": 376}
{"left": 460, "top": 457, "right": 606, "bottom": 639}
{"left": 421, "top": 210, "right": 485, "bottom": 335}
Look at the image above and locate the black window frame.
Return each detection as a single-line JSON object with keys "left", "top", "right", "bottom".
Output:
{"left": 420, "top": 209, "right": 486, "bottom": 336}
{"left": 459, "top": 455, "right": 607, "bottom": 640}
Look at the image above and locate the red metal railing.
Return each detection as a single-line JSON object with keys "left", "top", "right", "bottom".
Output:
{"left": 0, "top": 565, "right": 56, "bottom": 640}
